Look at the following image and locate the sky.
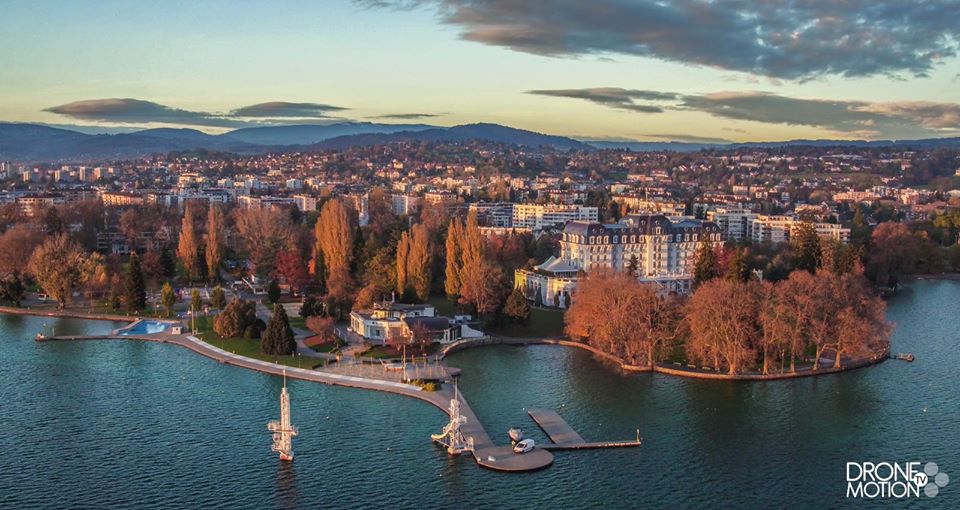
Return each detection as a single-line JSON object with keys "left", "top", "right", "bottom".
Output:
{"left": 2, "top": 0, "right": 960, "bottom": 143}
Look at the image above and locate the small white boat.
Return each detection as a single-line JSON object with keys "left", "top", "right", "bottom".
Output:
{"left": 513, "top": 438, "right": 535, "bottom": 454}
{"left": 508, "top": 427, "right": 524, "bottom": 442}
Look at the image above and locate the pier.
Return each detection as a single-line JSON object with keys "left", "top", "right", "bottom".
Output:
{"left": 528, "top": 408, "right": 642, "bottom": 450}
{"left": 38, "top": 327, "right": 637, "bottom": 473}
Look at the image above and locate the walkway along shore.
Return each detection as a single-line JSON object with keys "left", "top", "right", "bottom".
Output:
{"left": 440, "top": 336, "right": 890, "bottom": 381}
{"left": 36, "top": 328, "right": 576, "bottom": 472}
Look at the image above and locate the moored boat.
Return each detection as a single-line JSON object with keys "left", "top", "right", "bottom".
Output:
{"left": 508, "top": 427, "right": 524, "bottom": 443}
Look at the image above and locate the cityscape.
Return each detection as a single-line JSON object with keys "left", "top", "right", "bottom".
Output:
{"left": 1, "top": 1, "right": 959, "bottom": 509}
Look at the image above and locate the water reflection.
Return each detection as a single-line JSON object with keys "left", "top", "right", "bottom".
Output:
{"left": 274, "top": 461, "right": 299, "bottom": 510}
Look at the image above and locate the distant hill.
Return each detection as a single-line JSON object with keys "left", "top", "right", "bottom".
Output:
{"left": 313, "top": 123, "right": 592, "bottom": 151}
{"left": 225, "top": 122, "right": 436, "bottom": 145}
{"left": 4, "top": 121, "right": 960, "bottom": 163}
{"left": 588, "top": 137, "right": 960, "bottom": 152}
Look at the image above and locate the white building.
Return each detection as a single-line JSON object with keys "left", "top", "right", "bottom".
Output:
{"left": 293, "top": 194, "right": 318, "bottom": 213}
{"left": 348, "top": 302, "right": 479, "bottom": 345}
{"left": 749, "top": 215, "right": 850, "bottom": 244}
{"left": 512, "top": 204, "right": 598, "bottom": 231}
{"left": 706, "top": 207, "right": 758, "bottom": 241}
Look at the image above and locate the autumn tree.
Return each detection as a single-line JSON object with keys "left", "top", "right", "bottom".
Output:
{"left": 28, "top": 235, "right": 97, "bottom": 309}
{"left": 866, "top": 222, "right": 924, "bottom": 288}
{"left": 190, "top": 288, "right": 202, "bottom": 313}
{"left": 275, "top": 250, "right": 308, "bottom": 295}
{"left": 314, "top": 199, "right": 354, "bottom": 280}
{"left": 205, "top": 204, "right": 225, "bottom": 281}
{"left": 406, "top": 224, "right": 433, "bottom": 301}
{"left": 0, "top": 227, "right": 44, "bottom": 278}
{"left": 177, "top": 204, "right": 202, "bottom": 281}
{"left": 306, "top": 315, "right": 336, "bottom": 343}
{"left": 565, "top": 269, "right": 679, "bottom": 367}
{"left": 161, "top": 282, "right": 176, "bottom": 317}
{"left": 125, "top": 252, "right": 147, "bottom": 313}
{"left": 234, "top": 206, "right": 297, "bottom": 278}
{"left": 396, "top": 230, "right": 410, "bottom": 299}
{"left": 503, "top": 289, "right": 531, "bottom": 325}
{"left": 685, "top": 279, "right": 761, "bottom": 374}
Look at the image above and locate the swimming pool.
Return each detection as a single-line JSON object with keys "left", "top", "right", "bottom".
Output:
{"left": 116, "top": 320, "right": 170, "bottom": 335}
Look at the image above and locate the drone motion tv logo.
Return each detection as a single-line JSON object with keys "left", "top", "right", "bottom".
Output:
{"left": 846, "top": 461, "right": 949, "bottom": 499}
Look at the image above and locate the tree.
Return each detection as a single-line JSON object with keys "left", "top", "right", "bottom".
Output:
{"left": 125, "top": 252, "right": 147, "bottom": 313}
{"left": 275, "top": 250, "right": 308, "bottom": 295}
{"left": 725, "top": 247, "right": 751, "bottom": 282}
{"left": 306, "top": 315, "right": 336, "bottom": 343}
{"left": 261, "top": 303, "right": 296, "bottom": 355}
{"left": 28, "top": 235, "right": 94, "bottom": 309}
{"left": 459, "top": 258, "right": 507, "bottom": 316}
{"left": 792, "top": 222, "right": 822, "bottom": 273}
{"left": 234, "top": 206, "right": 297, "bottom": 278}
{"left": 314, "top": 199, "right": 354, "bottom": 279}
{"left": 626, "top": 255, "right": 639, "bottom": 278}
{"left": 177, "top": 204, "right": 202, "bottom": 281}
{"left": 503, "top": 289, "right": 531, "bottom": 325}
{"left": 406, "top": 224, "right": 433, "bottom": 301}
{"left": 565, "top": 269, "right": 680, "bottom": 367}
{"left": 205, "top": 204, "right": 225, "bottom": 281}
{"left": 396, "top": 230, "right": 410, "bottom": 298}
{"left": 866, "top": 222, "right": 925, "bottom": 288}
{"left": 43, "top": 206, "right": 64, "bottom": 235}
{"left": 444, "top": 218, "right": 463, "bottom": 298}
{"left": 210, "top": 285, "right": 226, "bottom": 310}
{"left": 268, "top": 278, "right": 281, "bottom": 304}
{"left": 214, "top": 299, "right": 260, "bottom": 339}
{"left": 190, "top": 288, "right": 202, "bottom": 313}
{"left": 161, "top": 282, "right": 176, "bottom": 317}
{"left": 0, "top": 273, "right": 25, "bottom": 306}
{"left": 693, "top": 241, "right": 719, "bottom": 287}
{"left": 685, "top": 279, "right": 761, "bottom": 374}
{"left": 299, "top": 295, "right": 324, "bottom": 318}
{"left": 0, "top": 227, "right": 45, "bottom": 278}
{"left": 159, "top": 248, "right": 176, "bottom": 280}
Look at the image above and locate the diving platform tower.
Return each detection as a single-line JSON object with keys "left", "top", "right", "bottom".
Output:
{"left": 267, "top": 371, "right": 298, "bottom": 461}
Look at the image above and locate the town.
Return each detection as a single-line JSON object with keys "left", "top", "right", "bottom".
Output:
{"left": 0, "top": 140, "right": 957, "bottom": 376}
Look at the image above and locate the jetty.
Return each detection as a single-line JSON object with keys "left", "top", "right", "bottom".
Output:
{"left": 37, "top": 325, "right": 637, "bottom": 473}
{"left": 527, "top": 409, "right": 642, "bottom": 450}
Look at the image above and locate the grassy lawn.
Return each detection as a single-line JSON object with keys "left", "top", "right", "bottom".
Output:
{"left": 288, "top": 316, "right": 306, "bottom": 330}
{"left": 486, "top": 307, "right": 566, "bottom": 338}
{"left": 191, "top": 315, "right": 304, "bottom": 368}
{"left": 427, "top": 296, "right": 566, "bottom": 338}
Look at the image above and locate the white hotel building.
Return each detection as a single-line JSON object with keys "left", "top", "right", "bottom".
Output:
{"left": 515, "top": 214, "right": 724, "bottom": 304}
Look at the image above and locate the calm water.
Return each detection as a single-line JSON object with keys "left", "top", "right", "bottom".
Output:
{"left": 1, "top": 280, "right": 958, "bottom": 509}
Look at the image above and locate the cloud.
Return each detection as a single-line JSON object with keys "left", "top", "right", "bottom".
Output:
{"left": 230, "top": 101, "right": 347, "bottom": 118}
{"left": 642, "top": 134, "right": 732, "bottom": 144}
{"left": 370, "top": 112, "right": 443, "bottom": 120}
{"left": 528, "top": 87, "right": 960, "bottom": 139}
{"left": 364, "top": 0, "right": 960, "bottom": 80}
{"left": 528, "top": 88, "right": 674, "bottom": 113}
{"left": 45, "top": 98, "right": 244, "bottom": 128}
{"left": 46, "top": 98, "right": 351, "bottom": 129}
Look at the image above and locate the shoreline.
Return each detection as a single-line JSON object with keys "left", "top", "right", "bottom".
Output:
{"left": 440, "top": 337, "right": 889, "bottom": 381}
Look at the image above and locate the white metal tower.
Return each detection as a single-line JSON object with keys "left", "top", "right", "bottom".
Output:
{"left": 267, "top": 371, "right": 298, "bottom": 461}
{"left": 430, "top": 381, "right": 472, "bottom": 455}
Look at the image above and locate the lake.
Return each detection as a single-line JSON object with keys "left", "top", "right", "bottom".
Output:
{"left": 1, "top": 279, "right": 957, "bottom": 508}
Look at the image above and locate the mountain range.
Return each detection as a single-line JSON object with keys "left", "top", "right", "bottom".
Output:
{"left": 2, "top": 121, "right": 960, "bottom": 163}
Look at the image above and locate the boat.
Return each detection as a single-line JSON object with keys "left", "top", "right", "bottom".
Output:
{"left": 893, "top": 353, "right": 915, "bottom": 362}
{"left": 34, "top": 333, "right": 46, "bottom": 342}
{"left": 513, "top": 438, "right": 535, "bottom": 454}
{"left": 508, "top": 427, "right": 524, "bottom": 443}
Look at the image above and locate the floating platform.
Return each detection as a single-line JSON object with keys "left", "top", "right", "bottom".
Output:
{"left": 528, "top": 409, "right": 641, "bottom": 451}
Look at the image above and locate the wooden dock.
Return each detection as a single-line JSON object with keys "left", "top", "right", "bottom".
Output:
{"left": 528, "top": 409, "right": 641, "bottom": 450}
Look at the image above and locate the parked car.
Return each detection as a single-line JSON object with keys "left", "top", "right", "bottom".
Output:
{"left": 513, "top": 438, "right": 535, "bottom": 454}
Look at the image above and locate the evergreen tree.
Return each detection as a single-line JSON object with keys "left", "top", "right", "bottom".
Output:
{"left": 125, "top": 252, "right": 146, "bottom": 313}
{"left": 262, "top": 303, "right": 296, "bottom": 355}
{"left": 503, "top": 289, "right": 531, "bottom": 325}
{"left": 693, "top": 241, "right": 719, "bottom": 288}
{"left": 725, "top": 248, "right": 751, "bottom": 282}
{"left": 793, "top": 222, "right": 822, "bottom": 273}
{"left": 626, "top": 255, "right": 640, "bottom": 277}
{"left": 161, "top": 281, "right": 176, "bottom": 316}
{"left": 268, "top": 278, "right": 281, "bottom": 304}
{"left": 159, "top": 247, "right": 176, "bottom": 279}
{"left": 396, "top": 230, "right": 410, "bottom": 298}
{"left": 210, "top": 285, "right": 226, "bottom": 310}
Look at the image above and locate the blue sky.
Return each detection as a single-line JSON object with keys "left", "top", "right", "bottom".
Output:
{"left": 2, "top": 0, "right": 960, "bottom": 142}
